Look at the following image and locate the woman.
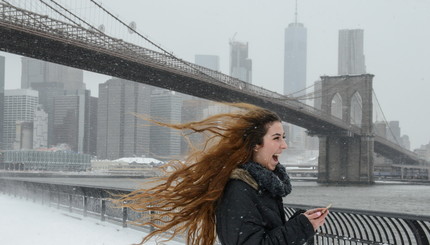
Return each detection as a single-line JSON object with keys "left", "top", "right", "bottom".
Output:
{"left": 116, "top": 103, "right": 328, "bottom": 245}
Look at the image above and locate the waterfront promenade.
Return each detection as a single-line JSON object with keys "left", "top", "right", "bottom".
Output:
{"left": 2, "top": 175, "right": 430, "bottom": 216}
{"left": 2, "top": 174, "right": 430, "bottom": 244}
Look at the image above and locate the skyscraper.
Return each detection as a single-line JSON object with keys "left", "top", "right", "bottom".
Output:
{"left": 338, "top": 29, "right": 366, "bottom": 75}
{"left": 229, "top": 41, "right": 252, "bottom": 83}
{"left": 283, "top": 9, "right": 308, "bottom": 151}
{"left": 195, "top": 55, "right": 220, "bottom": 71}
{"left": 284, "top": 22, "right": 307, "bottom": 96}
{"left": 3, "top": 89, "right": 39, "bottom": 150}
{"left": 0, "top": 56, "right": 4, "bottom": 150}
{"left": 97, "top": 78, "right": 150, "bottom": 160}
{"left": 88, "top": 96, "right": 98, "bottom": 156}
{"left": 21, "top": 57, "right": 85, "bottom": 91}
{"left": 21, "top": 57, "right": 85, "bottom": 147}
{"left": 53, "top": 90, "right": 94, "bottom": 153}
{"left": 150, "top": 89, "right": 182, "bottom": 160}
{"left": 31, "top": 82, "right": 64, "bottom": 146}
{"left": 388, "top": 121, "right": 401, "bottom": 144}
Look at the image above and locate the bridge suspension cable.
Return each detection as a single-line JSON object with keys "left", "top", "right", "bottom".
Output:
{"left": 276, "top": 78, "right": 355, "bottom": 102}
{"left": 40, "top": 0, "right": 87, "bottom": 29}
{"left": 284, "top": 82, "right": 316, "bottom": 98}
{"left": 89, "top": 0, "right": 177, "bottom": 61}
{"left": 87, "top": 0, "right": 277, "bottom": 95}
{"left": 3, "top": 0, "right": 241, "bottom": 92}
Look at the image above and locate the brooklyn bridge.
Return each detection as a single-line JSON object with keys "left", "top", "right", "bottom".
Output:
{"left": 0, "top": 1, "right": 429, "bottom": 244}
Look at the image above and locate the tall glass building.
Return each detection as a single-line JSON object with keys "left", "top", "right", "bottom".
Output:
{"left": 338, "top": 29, "right": 366, "bottom": 75}
{"left": 97, "top": 78, "right": 150, "bottom": 160}
{"left": 0, "top": 56, "right": 4, "bottom": 150}
{"left": 150, "top": 89, "right": 182, "bottom": 160}
{"left": 284, "top": 19, "right": 308, "bottom": 151}
{"left": 52, "top": 90, "right": 91, "bottom": 153}
{"left": 284, "top": 22, "right": 307, "bottom": 97}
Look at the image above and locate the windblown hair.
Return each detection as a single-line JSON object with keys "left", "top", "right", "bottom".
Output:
{"left": 115, "top": 103, "right": 281, "bottom": 245}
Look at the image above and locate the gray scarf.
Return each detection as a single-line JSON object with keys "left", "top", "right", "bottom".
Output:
{"left": 241, "top": 161, "right": 292, "bottom": 197}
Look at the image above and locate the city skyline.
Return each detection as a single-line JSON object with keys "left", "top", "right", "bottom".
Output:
{"left": 1, "top": 0, "right": 429, "bottom": 150}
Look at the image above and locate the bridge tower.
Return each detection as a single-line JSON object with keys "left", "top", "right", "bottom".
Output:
{"left": 317, "top": 74, "right": 374, "bottom": 184}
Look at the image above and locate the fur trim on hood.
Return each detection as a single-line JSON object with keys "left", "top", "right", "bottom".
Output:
{"left": 230, "top": 168, "right": 259, "bottom": 190}
{"left": 230, "top": 161, "right": 292, "bottom": 197}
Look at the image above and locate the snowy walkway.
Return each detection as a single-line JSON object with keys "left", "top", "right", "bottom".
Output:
{"left": 0, "top": 194, "right": 183, "bottom": 245}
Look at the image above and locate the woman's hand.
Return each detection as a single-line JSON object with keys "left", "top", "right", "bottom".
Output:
{"left": 303, "top": 208, "right": 329, "bottom": 231}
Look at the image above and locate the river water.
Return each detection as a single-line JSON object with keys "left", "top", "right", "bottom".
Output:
{"left": 285, "top": 180, "right": 430, "bottom": 216}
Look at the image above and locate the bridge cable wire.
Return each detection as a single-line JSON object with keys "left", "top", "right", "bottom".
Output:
{"left": 6, "top": 0, "right": 223, "bottom": 91}
{"left": 284, "top": 82, "right": 316, "bottom": 98}
{"left": 3, "top": 0, "right": 356, "bottom": 127}
{"left": 294, "top": 78, "right": 358, "bottom": 101}
{"left": 89, "top": 0, "right": 176, "bottom": 61}
{"left": 83, "top": 0, "right": 272, "bottom": 98}
{"left": 272, "top": 79, "right": 353, "bottom": 102}
{"left": 5, "top": 0, "right": 323, "bottom": 112}
{"left": 38, "top": 0, "right": 82, "bottom": 27}
{"left": 86, "top": 0, "right": 308, "bottom": 104}
{"left": 2, "top": 0, "right": 287, "bottom": 113}
{"left": 1, "top": 0, "right": 70, "bottom": 38}
{"left": 88, "top": 0, "right": 229, "bottom": 85}
{"left": 89, "top": 0, "right": 352, "bottom": 106}
{"left": 296, "top": 79, "right": 357, "bottom": 101}
{"left": 39, "top": 0, "right": 186, "bottom": 74}
{"left": 43, "top": 0, "right": 146, "bottom": 50}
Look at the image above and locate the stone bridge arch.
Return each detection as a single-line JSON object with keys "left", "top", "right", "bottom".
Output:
{"left": 318, "top": 74, "right": 374, "bottom": 184}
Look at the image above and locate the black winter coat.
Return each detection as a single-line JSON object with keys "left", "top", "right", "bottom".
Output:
{"left": 216, "top": 176, "right": 315, "bottom": 244}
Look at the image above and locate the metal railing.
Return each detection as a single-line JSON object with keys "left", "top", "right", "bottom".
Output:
{"left": 1, "top": 178, "right": 429, "bottom": 245}
{"left": 286, "top": 204, "right": 430, "bottom": 245}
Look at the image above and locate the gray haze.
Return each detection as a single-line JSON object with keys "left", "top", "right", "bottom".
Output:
{"left": 2, "top": 0, "right": 429, "bottom": 149}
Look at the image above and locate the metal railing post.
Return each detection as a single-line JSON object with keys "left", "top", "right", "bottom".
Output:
{"left": 122, "top": 207, "right": 128, "bottom": 228}
{"left": 83, "top": 196, "right": 88, "bottom": 217}
{"left": 100, "top": 199, "right": 106, "bottom": 221}
{"left": 150, "top": 210, "right": 155, "bottom": 232}
{"left": 68, "top": 194, "right": 73, "bottom": 213}
{"left": 405, "top": 219, "right": 430, "bottom": 245}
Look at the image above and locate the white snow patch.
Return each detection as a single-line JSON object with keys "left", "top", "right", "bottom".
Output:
{"left": 0, "top": 194, "right": 183, "bottom": 245}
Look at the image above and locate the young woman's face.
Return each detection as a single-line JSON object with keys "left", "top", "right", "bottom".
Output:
{"left": 252, "top": 121, "right": 288, "bottom": 171}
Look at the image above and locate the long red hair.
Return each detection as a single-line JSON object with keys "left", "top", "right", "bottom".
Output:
{"left": 115, "top": 103, "right": 281, "bottom": 244}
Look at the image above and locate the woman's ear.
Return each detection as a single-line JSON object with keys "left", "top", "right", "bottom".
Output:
{"left": 254, "top": 144, "right": 262, "bottom": 152}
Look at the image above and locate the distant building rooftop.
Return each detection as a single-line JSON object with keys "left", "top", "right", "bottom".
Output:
{"left": 113, "top": 157, "right": 163, "bottom": 164}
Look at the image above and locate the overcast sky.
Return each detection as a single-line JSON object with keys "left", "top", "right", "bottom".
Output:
{"left": 2, "top": 0, "right": 429, "bottom": 149}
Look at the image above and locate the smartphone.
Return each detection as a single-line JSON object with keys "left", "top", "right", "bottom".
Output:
{"left": 322, "top": 203, "right": 332, "bottom": 214}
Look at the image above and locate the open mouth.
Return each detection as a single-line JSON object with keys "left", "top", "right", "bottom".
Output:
{"left": 272, "top": 154, "right": 279, "bottom": 162}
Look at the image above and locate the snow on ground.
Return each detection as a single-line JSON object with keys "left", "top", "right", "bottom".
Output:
{"left": 0, "top": 194, "right": 183, "bottom": 245}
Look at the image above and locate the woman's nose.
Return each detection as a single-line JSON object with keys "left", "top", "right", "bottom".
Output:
{"left": 281, "top": 140, "right": 288, "bottom": 149}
